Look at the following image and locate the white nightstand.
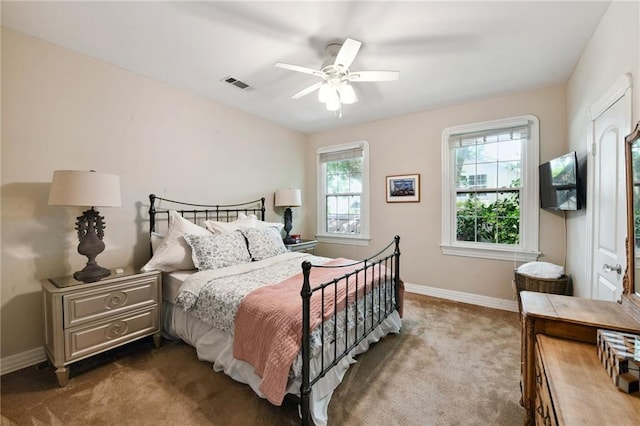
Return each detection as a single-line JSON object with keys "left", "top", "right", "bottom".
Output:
{"left": 285, "top": 239, "right": 318, "bottom": 255}
{"left": 41, "top": 268, "right": 162, "bottom": 386}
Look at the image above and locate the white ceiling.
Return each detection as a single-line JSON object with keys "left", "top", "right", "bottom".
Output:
{"left": 2, "top": 1, "right": 610, "bottom": 134}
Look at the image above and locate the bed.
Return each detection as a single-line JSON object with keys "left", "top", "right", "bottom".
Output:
{"left": 144, "top": 194, "right": 403, "bottom": 426}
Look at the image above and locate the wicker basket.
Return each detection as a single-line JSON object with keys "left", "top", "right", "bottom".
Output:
{"left": 514, "top": 271, "right": 571, "bottom": 313}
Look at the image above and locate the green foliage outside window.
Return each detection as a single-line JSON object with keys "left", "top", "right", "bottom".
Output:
{"left": 456, "top": 192, "right": 520, "bottom": 244}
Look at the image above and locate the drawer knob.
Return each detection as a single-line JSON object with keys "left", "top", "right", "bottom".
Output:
{"left": 105, "top": 291, "right": 128, "bottom": 309}
{"left": 106, "top": 320, "right": 129, "bottom": 339}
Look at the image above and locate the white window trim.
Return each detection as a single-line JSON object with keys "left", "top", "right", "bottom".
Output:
{"left": 316, "top": 140, "right": 370, "bottom": 246}
{"left": 440, "top": 115, "right": 541, "bottom": 262}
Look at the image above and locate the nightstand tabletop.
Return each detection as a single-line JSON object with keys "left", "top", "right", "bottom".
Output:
{"left": 285, "top": 239, "right": 318, "bottom": 254}
{"left": 48, "top": 267, "right": 149, "bottom": 289}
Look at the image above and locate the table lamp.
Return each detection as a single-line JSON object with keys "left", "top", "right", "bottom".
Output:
{"left": 275, "top": 188, "right": 302, "bottom": 244}
{"left": 49, "top": 170, "right": 121, "bottom": 282}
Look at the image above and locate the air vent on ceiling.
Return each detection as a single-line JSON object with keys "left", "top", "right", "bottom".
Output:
{"left": 222, "top": 76, "right": 252, "bottom": 90}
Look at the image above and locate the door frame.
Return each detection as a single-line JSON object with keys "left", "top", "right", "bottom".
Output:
{"left": 585, "top": 73, "right": 633, "bottom": 299}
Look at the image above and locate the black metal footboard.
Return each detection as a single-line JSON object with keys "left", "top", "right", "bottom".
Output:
{"left": 299, "top": 235, "right": 401, "bottom": 425}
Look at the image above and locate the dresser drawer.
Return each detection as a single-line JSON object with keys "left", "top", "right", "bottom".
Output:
{"left": 534, "top": 344, "right": 558, "bottom": 425}
{"left": 65, "top": 306, "right": 159, "bottom": 361}
{"left": 63, "top": 275, "right": 160, "bottom": 328}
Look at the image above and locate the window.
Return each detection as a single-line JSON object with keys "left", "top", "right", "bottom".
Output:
{"left": 467, "top": 174, "right": 487, "bottom": 188}
{"left": 317, "top": 141, "right": 370, "bottom": 245}
{"left": 441, "top": 115, "right": 540, "bottom": 261}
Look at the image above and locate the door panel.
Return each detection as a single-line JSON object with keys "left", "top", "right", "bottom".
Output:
{"left": 591, "top": 93, "right": 630, "bottom": 301}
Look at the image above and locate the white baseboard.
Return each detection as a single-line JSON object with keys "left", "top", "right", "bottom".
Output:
{"left": 404, "top": 282, "right": 519, "bottom": 313}
{"left": 1, "top": 346, "right": 47, "bottom": 376}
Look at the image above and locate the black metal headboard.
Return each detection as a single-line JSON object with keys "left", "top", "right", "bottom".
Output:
{"left": 148, "top": 193, "right": 266, "bottom": 237}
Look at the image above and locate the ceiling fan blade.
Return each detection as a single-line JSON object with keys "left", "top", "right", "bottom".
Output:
{"left": 349, "top": 70, "right": 400, "bottom": 82}
{"left": 275, "top": 62, "right": 323, "bottom": 77}
{"left": 334, "top": 38, "right": 362, "bottom": 69}
{"left": 291, "top": 81, "right": 324, "bottom": 99}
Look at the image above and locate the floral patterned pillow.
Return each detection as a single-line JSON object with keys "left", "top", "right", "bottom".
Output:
{"left": 240, "top": 227, "right": 287, "bottom": 261}
{"left": 183, "top": 231, "right": 251, "bottom": 270}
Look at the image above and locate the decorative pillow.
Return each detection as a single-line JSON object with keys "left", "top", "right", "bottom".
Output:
{"left": 141, "top": 211, "right": 212, "bottom": 272}
{"left": 204, "top": 215, "right": 257, "bottom": 234}
{"left": 183, "top": 231, "right": 251, "bottom": 270}
{"left": 240, "top": 227, "right": 287, "bottom": 261}
{"left": 238, "top": 213, "right": 284, "bottom": 231}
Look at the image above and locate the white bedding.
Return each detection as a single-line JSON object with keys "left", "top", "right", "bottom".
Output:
{"left": 162, "top": 269, "right": 195, "bottom": 303}
{"left": 161, "top": 252, "right": 401, "bottom": 426}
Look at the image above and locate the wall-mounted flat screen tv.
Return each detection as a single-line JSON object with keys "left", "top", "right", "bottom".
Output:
{"left": 539, "top": 151, "right": 583, "bottom": 211}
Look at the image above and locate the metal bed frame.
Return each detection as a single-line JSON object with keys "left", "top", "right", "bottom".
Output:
{"left": 148, "top": 194, "right": 401, "bottom": 425}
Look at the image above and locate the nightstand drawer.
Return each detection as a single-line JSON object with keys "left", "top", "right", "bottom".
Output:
{"left": 63, "top": 276, "right": 160, "bottom": 328}
{"left": 65, "top": 306, "right": 159, "bottom": 361}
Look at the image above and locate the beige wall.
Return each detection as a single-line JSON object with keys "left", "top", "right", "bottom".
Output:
{"left": 307, "top": 86, "right": 568, "bottom": 301}
{"left": 566, "top": 1, "right": 640, "bottom": 297}
{"left": 0, "top": 28, "right": 307, "bottom": 358}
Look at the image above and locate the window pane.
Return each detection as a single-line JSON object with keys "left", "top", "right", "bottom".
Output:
{"left": 497, "top": 191, "right": 520, "bottom": 240}
{"left": 456, "top": 193, "right": 480, "bottom": 242}
{"left": 456, "top": 164, "right": 476, "bottom": 189}
{"left": 349, "top": 173, "right": 362, "bottom": 192}
{"left": 498, "top": 139, "right": 521, "bottom": 162}
{"left": 456, "top": 191, "right": 521, "bottom": 244}
{"left": 455, "top": 146, "right": 477, "bottom": 167}
{"left": 326, "top": 159, "right": 363, "bottom": 195}
{"left": 476, "top": 143, "right": 498, "bottom": 163}
{"left": 326, "top": 195, "right": 361, "bottom": 235}
{"left": 476, "top": 163, "right": 498, "bottom": 188}
{"left": 497, "top": 161, "right": 521, "bottom": 188}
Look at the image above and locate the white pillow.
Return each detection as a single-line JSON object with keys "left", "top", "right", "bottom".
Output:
{"left": 238, "top": 213, "right": 284, "bottom": 231}
{"left": 141, "top": 211, "right": 212, "bottom": 272}
{"left": 204, "top": 215, "right": 257, "bottom": 234}
{"left": 517, "top": 261, "right": 564, "bottom": 279}
{"left": 150, "top": 232, "right": 165, "bottom": 253}
{"left": 240, "top": 227, "right": 287, "bottom": 261}
{"left": 183, "top": 231, "right": 251, "bottom": 270}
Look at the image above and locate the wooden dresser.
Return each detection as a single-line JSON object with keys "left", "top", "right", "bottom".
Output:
{"left": 520, "top": 291, "right": 640, "bottom": 425}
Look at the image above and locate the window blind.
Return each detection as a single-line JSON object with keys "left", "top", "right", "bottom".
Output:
{"left": 448, "top": 124, "right": 530, "bottom": 148}
{"left": 318, "top": 146, "right": 363, "bottom": 163}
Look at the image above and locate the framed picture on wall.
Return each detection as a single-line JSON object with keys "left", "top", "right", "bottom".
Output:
{"left": 386, "top": 174, "right": 420, "bottom": 203}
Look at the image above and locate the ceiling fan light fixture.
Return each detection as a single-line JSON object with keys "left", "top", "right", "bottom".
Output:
{"left": 326, "top": 91, "right": 341, "bottom": 111}
{"left": 318, "top": 83, "right": 331, "bottom": 103}
{"left": 338, "top": 82, "right": 357, "bottom": 104}
{"left": 275, "top": 37, "right": 399, "bottom": 115}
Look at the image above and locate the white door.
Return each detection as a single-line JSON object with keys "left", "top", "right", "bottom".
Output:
{"left": 590, "top": 77, "right": 632, "bottom": 301}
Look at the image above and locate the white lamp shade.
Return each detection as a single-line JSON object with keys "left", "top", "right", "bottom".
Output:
{"left": 275, "top": 188, "right": 302, "bottom": 207}
{"left": 318, "top": 83, "right": 331, "bottom": 103}
{"left": 338, "top": 83, "right": 357, "bottom": 104}
{"left": 48, "top": 170, "right": 122, "bottom": 207}
{"left": 325, "top": 90, "right": 341, "bottom": 111}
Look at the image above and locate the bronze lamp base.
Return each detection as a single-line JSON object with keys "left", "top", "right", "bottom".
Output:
{"left": 74, "top": 208, "right": 111, "bottom": 283}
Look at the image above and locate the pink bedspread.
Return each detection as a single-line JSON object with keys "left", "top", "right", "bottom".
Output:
{"left": 232, "top": 258, "right": 386, "bottom": 405}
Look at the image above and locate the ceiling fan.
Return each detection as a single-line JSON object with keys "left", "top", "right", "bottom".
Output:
{"left": 275, "top": 38, "right": 400, "bottom": 112}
